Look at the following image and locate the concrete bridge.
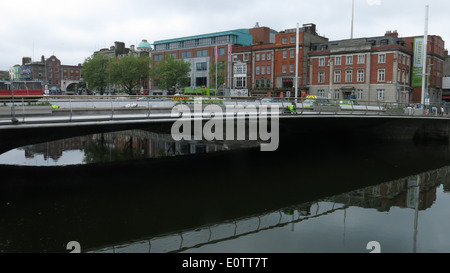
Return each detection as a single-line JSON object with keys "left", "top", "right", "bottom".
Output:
{"left": 1, "top": 97, "right": 450, "bottom": 154}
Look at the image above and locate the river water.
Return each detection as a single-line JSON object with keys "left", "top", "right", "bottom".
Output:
{"left": 1, "top": 127, "right": 450, "bottom": 254}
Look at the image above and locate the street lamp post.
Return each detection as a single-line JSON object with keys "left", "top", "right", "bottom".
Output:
{"left": 328, "top": 57, "right": 334, "bottom": 99}
{"left": 11, "top": 81, "right": 18, "bottom": 124}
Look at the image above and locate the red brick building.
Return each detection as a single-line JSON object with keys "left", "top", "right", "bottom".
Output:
{"left": 308, "top": 31, "right": 414, "bottom": 104}
{"left": 402, "top": 35, "right": 446, "bottom": 103}
{"left": 232, "top": 23, "right": 327, "bottom": 97}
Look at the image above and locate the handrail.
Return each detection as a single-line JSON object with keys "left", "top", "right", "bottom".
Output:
{"left": 1, "top": 95, "right": 449, "bottom": 125}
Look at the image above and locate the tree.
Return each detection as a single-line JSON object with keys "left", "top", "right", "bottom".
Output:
{"left": 209, "top": 61, "right": 227, "bottom": 89}
{"left": 150, "top": 54, "right": 190, "bottom": 93}
{"left": 110, "top": 54, "right": 150, "bottom": 94}
{"left": 82, "top": 54, "right": 109, "bottom": 95}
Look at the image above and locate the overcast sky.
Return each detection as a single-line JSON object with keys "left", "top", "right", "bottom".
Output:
{"left": 0, "top": 0, "right": 448, "bottom": 71}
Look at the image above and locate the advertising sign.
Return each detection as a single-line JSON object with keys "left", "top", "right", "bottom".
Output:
{"left": 230, "top": 89, "right": 248, "bottom": 97}
{"left": 412, "top": 37, "right": 424, "bottom": 87}
{"left": 19, "top": 66, "right": 32, "bottom": 80}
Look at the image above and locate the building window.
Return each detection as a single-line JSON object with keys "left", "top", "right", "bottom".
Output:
{"left": 261, "top": 53, "right": 265, "bottom": 61}
{"left": 169, "top": 42, "right": 180, "bottom": 49}
{"left": 155, "top": 44, "right": 166, "bottom": 51}
{"left": 282, "top": 37, "right": 287, "bottom": 44}
{"left": 377, "top": 89, "right": 385, "bottom": 100}
{"left": 243, "top": 53, "right": 249, "bottom": 61}
{"left": 319, "top": 57, "right": 325, "bottom": 66}
{"left": 196, "top": 77, "right": 207, "bottom": 86}
{"left": 378, "top": 69, "right": 385, "bottom": 82}
{"left": 290, "top": 49, "right": 295, "bottom": 58}
{"left": 357, "top": 89, "right": 363, "bottom": 100}
{"left": 256, "top": 66, "right": 260, "bottom": 75}
{"left": 290, "top": 36, "right": 295, "bottom": 44}
{"left": 198, "top": 38, "right": 211, "bottom": 46}
{"left": 290, "top": 64, "right": 294, "bottom": 73}
{"left": 184, "top": 40, "right": 196, "bottom": 48}
{"left": 318, "top": 71, "right": 325, "bottom": 83}
{"left": 256, "top": 54, "right": 260, "bottom": 61}
{"left": 196, "top": 62, "right": 207, "bottom": 71}
{"left": 282, "top": 64, "right": 287, "bottom": 73}
{"left": 261, "top": 79, "right": 265, "bottom": 88}
{"left": 358, "top": 54, "right": 365, "bottom": 64}
{"left": 335, "top": 56, "right": 341, "bottom": 65}
{"left": 357, "top": 70, "right": 364, "bottom": 82}
{"left": 216, "top": 35, "right": 229, "bottom": 44}
{"left": 267, "top": 65, "right": 271, "bottom": 75}
{"left": 197, "top": 49, "right": 207, "bottom": 57}
{"left": 181, "top": 51, "right": 192, "bottom": 59}
{"left": 378, "top": 54, "right": 386, "bottom": 63}
{"left": 234, "top": 63, "right": 247, "bottom": 74}
{"left": 235, "top": 77, "right": 246, "bottom": 87}
{"left": 345, "top": 70, "right": 352, "bottom": 82}
{"left": 334, "top": 70, "right": 341, "bottom": 83}
{"left": 255, "top": 79, "right": 259, "bottom": 88}
{"left": 267, "top": 53, "right": 271, "bottom": 60}
{"left": 334, "top": 90, "right": 340, "bottom": 99}
{"left": 346, "top": 56, "right": 353, "bottom": 65}
{"left": 261, "top": 66, "right": 265, "bottom": 75}
{"left": 219, "top": 48, "right": 225, "bottom": 55}
{"left": 266, "top": 79, "right": 270, "bottom": 87}
{"left": 283, "top": 50, "right": 287, "bottom": 59}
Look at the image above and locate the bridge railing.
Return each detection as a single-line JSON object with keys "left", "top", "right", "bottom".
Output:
{"left": 0, "top": 95, "right": 448, "bottom": 125}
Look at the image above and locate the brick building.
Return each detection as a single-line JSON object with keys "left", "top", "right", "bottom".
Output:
{"left": 402, "top": 35, "right": 446, "bottom": 103}
{"left": 308, "top": 31, "right": 413, "bottom": 104}
{"left": 147, "top": 23, "right": 445, "bottom": 103}
{"left": 11, "top": 55, "right": 83, "bottom": 94}
{"left": 232, "top": 23, "right": 327, "bottom": 97}
{"left": 151, "top": 27, "right": 259, "bottom": 94}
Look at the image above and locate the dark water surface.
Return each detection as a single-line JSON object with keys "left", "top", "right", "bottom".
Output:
{"left": 1, "top": 128, "right": 450, "bottom": 253}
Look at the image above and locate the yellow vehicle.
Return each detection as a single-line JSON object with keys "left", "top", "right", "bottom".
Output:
{"left": 300, "top": 95, "right": 331, "bottom": 108}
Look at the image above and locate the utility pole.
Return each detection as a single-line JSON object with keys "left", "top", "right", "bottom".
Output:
{"left": 351, "top": 0, "right": 355, "bottom": 39}
{"left": 421, "top": 5, "right": 429, "bottom": 106}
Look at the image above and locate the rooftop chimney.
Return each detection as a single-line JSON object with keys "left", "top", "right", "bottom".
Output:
{"left": 385, "top": 30, "right": 399, "bottom": 38}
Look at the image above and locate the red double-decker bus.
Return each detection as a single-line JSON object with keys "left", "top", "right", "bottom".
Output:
{"left": 0, "top": 81, "right": 44, "bottom": 100}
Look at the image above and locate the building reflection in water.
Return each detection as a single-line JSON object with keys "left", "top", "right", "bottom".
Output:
{"left": 88, "top": 164, "right": 450, "bottom": 253}
{"left": 15, "top": 130, "right": 244, "bottom": 165}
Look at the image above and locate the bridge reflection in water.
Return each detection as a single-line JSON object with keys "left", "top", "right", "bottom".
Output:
{"left": 1, "top": 128, "right": 450, "bottom": 253}
{"left": 88, "top": 165, "right": 450, "bottom": 253}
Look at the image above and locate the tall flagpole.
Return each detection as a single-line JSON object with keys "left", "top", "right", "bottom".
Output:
{"left": 421, "top": 5, "right": 429, "bottom": 106}
{"left": 351, "top": 0, "right": 354, "bottom": 39}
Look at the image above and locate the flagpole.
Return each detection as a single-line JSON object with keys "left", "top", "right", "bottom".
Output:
{"left": 421, "top": 5, "right": 429, "bottom": 106}
{"left": 215, "top": 46, "right": 218, "bottom": 89}
{"left": 351, "top": 0, "right": 354, "bottom": 39}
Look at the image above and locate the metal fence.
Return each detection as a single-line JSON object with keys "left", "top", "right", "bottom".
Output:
{"left": 0, "top": 95, "right": 448, "bottom": 125}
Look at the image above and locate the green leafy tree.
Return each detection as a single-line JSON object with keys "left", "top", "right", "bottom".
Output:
{"left": 150, "top": 54, "right": 191, "bottom": 93}
{"left": 110, "top": 54, "right": 150, "bottom": 94}
{"left": 82, "top": 54, "right": 109, "bottom": 95}
{"left": 209, "top": 61, "right": 227, "bottom": 89}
